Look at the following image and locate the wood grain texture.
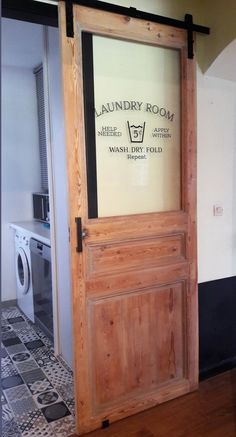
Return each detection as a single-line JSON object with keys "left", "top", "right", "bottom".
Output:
{"left": 89, "top": 283, "right": 185, "bottom": 411}
{"left": 86, "top": 234, "right": 185, "bottom": 277}
{"left": 86, "top": 262, "right": 188, "bottom": 298}
{"left": 59, "top": 2, "right": 198, "bottom": 434}
{"left": 181, "top": 42, "right": 198, "bottom": 390}
{"left": 59, "top": 2, "right": 90, "bottom": 431}
{"left": 75, "top": 6, "right": 186, "bottom": 48}
{"left": 69, "top": 369, "right": 236, "bottom": 437}
{"left": 83, "top": 211, "right": 188, "bottom": 241}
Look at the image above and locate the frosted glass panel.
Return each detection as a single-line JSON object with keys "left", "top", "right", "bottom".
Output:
{"left": 92, "top": 35, "right": 181, "bottom": 217}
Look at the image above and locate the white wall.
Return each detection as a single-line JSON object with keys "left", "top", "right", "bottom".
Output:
{"left": 45, "top": 27, "right": 73, "bottom": 367}
{"left": 197, "top": 69, "right": 236, "bottom": 282}
{"left": 2, "top": 66, "right": 41, "bottom": 301}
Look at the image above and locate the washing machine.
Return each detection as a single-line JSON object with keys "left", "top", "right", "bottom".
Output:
{"left": 15, "top": 230, "right": 34, "bottom": 322}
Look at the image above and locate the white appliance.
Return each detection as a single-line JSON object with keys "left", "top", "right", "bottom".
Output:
{"left": 15, "top": 230, "right": 34, "bottom": 322}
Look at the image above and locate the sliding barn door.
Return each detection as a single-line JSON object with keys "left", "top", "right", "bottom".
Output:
{"left": 59, "top": 2, "right": 197, "bottom": 434}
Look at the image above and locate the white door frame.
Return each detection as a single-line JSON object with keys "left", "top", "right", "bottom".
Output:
{"left": 42, "top": 26, "right": 60, "bottom": 356}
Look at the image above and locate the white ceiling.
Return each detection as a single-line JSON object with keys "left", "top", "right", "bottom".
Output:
{"left": 206, "top": 39, "right": 236, "bottom": 83}
{"left": 2, "top": 18, "right": 44, "bottom": 69}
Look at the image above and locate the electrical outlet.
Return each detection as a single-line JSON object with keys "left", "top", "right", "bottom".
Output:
{"left": 213, "top": 203, "right": 223, "bottom": 216}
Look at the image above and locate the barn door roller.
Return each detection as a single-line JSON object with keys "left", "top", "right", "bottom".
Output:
{"left": 64, "top": 0, "right": 210, "bottom": 59}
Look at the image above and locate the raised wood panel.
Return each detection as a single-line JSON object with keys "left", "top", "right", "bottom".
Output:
{"left": 88, "top": 282, "right": 185, "bottom": 412}
{"left": 86, "top": 261, "right": 188, "bottom": 298}
{"left": 84, "top": 211, "right": 188, "bottom": 241}
{"left": 86, "top": 234, "right": 185, "bottom": 277}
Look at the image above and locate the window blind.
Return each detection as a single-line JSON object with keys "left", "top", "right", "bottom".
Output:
{"left": 34, "top": 64, "right": 48, "bottom": 192}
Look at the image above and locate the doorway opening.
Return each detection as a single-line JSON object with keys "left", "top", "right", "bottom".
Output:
{"left": 1, "top": 15, "right": 76, "bottom": 433}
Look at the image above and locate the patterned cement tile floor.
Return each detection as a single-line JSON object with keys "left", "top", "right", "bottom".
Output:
{"left": 1, "top": 305, "right": 76, "bottom": 437}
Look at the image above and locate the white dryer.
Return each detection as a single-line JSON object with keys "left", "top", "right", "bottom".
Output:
{"left": 15, "top": 230, "right": 34, "bottom": 322}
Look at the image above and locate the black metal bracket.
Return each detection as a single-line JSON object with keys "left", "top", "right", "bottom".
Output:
{"left": 185, "top": 14, "right": 194, "bottom": 59}
{"left": 75, "top": 217, "right": 83, "bottom": 252}
{"left": 65, "top": 0, "right": 74, "bottom": 38}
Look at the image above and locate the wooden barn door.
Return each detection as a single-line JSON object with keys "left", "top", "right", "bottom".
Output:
{"left": 59, "top": 3, "right": 197, "bottom": 434}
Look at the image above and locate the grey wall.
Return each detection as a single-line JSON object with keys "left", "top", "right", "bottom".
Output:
{"left": 46, "top": 27, "right": 73, "bottom": 367}
{"left": 1, "top": 66, "right": 41, "bottom": 301}
{"left": 1, "top": 19, "right": 44, "bottom": 301}
{"left": 1, "top": 19, "right": 73, "bottom": 367}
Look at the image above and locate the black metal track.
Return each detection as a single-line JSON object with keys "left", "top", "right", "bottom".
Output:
{"left": 62, "top": 0, "right": 210, "bottom": 35}
{"left": 2, "top": 0, "right": 58, "bottom": 27}
{"left": 2, "top": 0, "right": 210, "bottom": 36}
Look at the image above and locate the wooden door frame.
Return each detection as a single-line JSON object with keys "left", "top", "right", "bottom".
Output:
{"left": 59, "top": 2, "right": 198, "bottom": 434}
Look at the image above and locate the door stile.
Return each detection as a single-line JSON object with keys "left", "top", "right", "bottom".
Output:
{"left": 182, "top": 49, "right": 198, "bottom": 389}
{"left": 59, "top": 3, "right": 91, "bottom": 431}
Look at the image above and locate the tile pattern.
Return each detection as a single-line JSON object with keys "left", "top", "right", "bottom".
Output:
{"left": 18, "top": 410, "right": 44, "bottom": 433}
{"left": 43, "top": 362, "right": 73, "bottom": 389}
{"left": 2, "top": 330, "right": 18, "bottom": 340}
{"left": 2, "top": 374, "right": 24, "bottom": 389}
{"left": 2, "top": 355, "right": 19, "bottom": 378}
{"left": 28, "top": 378, "right": 54, "bottom": 395}
{"left": 6, "top": 343, "right": 28, "bottom": 355}
{"left": 2, "top": 336, "right": 22, "bottom": 347}
{"left": 2, "top": 403, "right": 14, "bottom": 422}
{"left": 11, "top": 352, "right": 31, "bottom": 362}
{"left": 17, "top": 329, "right": 40, "bottom": 343}
{"left": 1, "top": 347, "right": 8, "bottom": 358}
{"left": 50, "top": 415, "right": 76, "bottom": 437}
{"left": 2, "top": 418, "right": 21, "bottom": 437}
{"left": 33, "top": 389, "right": 62, "bottom": 408}
{"left": 1, "top": 305, "right": 75, "bottom": 436}
{"left": 42, "top": 401, "right": 71, "bottom": 423}
{"left": 14, "top": 359, "right": 39, "bottom": 373}
{"left": 4, "top": 384, "right": 31, "bottom": 402}
{"left": 10, "top": 397, "right": 38, "bottom": 416}
{"left": 21, "top": 422, "right": 54, "bottom": 437}
{"left": 31, "top": 346, "right": 57, "bottom": 367}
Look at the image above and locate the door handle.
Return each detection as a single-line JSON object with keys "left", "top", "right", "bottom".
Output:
{"left": 75, "top": 217, "right": 83, "bottom": 252}
{"left": 75, "top": 217, "right": 88, "bottom": 252}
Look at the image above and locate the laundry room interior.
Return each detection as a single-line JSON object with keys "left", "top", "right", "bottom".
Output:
{"left": 1, "top": 17, "right": 73, "bottom": 368}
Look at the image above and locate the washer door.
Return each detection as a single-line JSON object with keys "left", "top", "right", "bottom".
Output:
{"left": 15, "top": 247, "right": 30, "bottom": 295}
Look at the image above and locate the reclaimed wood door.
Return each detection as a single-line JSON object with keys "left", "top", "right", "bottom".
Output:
{"left": 59, "top": 2, "right": 197, "bottom": 435}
